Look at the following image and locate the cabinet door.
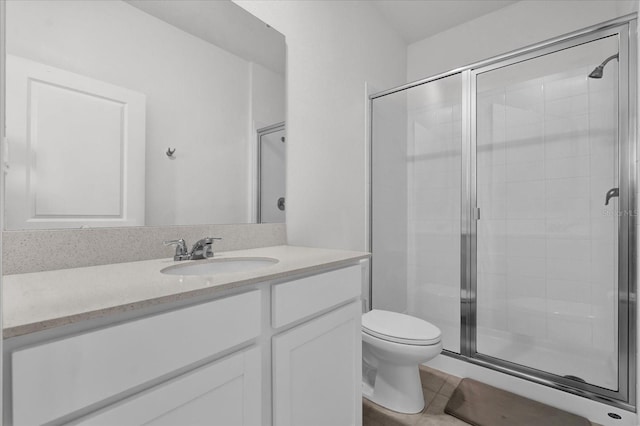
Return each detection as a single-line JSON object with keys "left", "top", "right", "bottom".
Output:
{"left": 76, "top": 347, "right": 261, "bottom": 426}
{"left": 273, "top": 301, "right": 361, "bottom": 426}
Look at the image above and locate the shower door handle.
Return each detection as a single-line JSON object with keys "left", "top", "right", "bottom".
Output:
{"left": 605, "top": 187, "right": 619, "bottom": 205}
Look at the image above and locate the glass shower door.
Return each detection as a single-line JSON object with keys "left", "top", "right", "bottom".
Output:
{"left": 371, "top": 74, "right": 463, "bottom": 353}
{"left": 473, "top": 35, "right": 622, "bottom": 391}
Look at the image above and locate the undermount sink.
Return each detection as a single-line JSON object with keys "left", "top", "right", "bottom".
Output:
{"left": 161, "top": 257, "right": 278, "bottom": 276}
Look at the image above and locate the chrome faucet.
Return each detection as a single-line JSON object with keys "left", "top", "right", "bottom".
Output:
{"left": 164, "top": 237, "right": 222, "bottom": 261}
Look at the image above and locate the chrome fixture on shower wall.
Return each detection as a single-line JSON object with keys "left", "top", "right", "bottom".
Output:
{"left": 589, "top": 53, "right": 619, "bottom": 78}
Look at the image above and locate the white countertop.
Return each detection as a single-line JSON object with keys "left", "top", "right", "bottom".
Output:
{"left": 3, "top": 245, "right": 369, "bottom": 338}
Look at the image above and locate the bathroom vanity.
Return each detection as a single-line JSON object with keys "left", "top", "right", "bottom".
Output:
{"left": 2, "top": 245, "right": 369, "bottom": 426}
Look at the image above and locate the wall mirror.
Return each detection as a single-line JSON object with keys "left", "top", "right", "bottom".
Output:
{"left": 3, "top": 0, "right": 286, "bottom": 230}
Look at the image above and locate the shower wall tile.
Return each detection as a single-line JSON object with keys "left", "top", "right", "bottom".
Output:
{"left": 507, "top": 305, "right": 547, "bottom": 338}
{"left": 590, "top": 149, "right": 616, "bottom": 178}
{"left": 546, "top": 239, "right": 591, "bottom": 260}
{"left": 590, "top": 260, "right": 615, "bottom": 284}
{"left": 544, "top": 126, "right": 590, "bottom": 160}
{"left": 591, "top": 239, "right": 616, "bottom": 265}
{"left": 506, "top": 258, "right": 546, "bottom": 278}
{"left": 506, "top": 196, "right": 545, "bottom": 219}
{"left": 506, "top": 219, "right": 546, "bottom": 237}
{"left": 505, "top": 127, "right": 545, "bottom": 163}
{"left": 545, "top": 196, "right": 591, "bottom": 218}
{"left": 476, "top": 65, "right": 618, "bottom": 356}
{"left": 590, "top": 218, "right": 615, "bottom": 238}
{"left": 478, "top": 219, "right": 507, "bottom": 235}
{"left": 545, "top": 177, "right": 590, "bottom": 199}
{"left": 407, "top": 88, "right": 463, "bottom": 353}
{"left": 545, "top": 94, "right": 588, "bottom": 118}
{"left": 545, "top": 155, "right": 591, "bottom": 179}
{"left": 547, "top": 316, "right": 592, "bottom": 347}
{"left": 477, "top": 273, "right": 508, "bottom": 331}
{"left": 505, "top": 83, "right": 544, "bottom": 113}
{"left": 477, "top": 183, "right": 507, "bottom": 201}
{"left": 477, "top": 254, "right": 507, "bottom": 275}
{"left": 545, "top": 74, "right": 587, "bottom": 99}
{"left": 506, "top": 237, "right": 545, "bottom": 258}
{"left": 477, "top": 164, "right": 506, "bottom": 183}
{"left": 545, "top": 217, "right": 590, "bottom": 238}
{"left": 546, "top": 259, "right": 592, "bottom": 282}
{"left": 546, "top": 279, "right": 591, "bottom": 303}
{"left": 508, "top": 275, "right": 546, "bottom": 298}
{"left": 505, "top": 160, "right": 545, "bottom": 182}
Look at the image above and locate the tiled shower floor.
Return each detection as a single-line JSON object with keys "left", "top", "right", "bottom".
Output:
{"left": 362, "top": 365, "right": 602, "bottom": 426}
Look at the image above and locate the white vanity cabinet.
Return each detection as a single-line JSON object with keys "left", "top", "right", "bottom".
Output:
{"left": 271, "top": 265, "right": 363, "bottom": 426}
{"left": 75, "top": 347, "right": 262, "bottom": 426}
{"left": 6, "top": 261, "right": 364, "bottom": 426}
{"left": 273, "top": 302, "right": 361, "bottom": 426}
{"left": 10, "top": 290, "right": 263, "bottom": 426}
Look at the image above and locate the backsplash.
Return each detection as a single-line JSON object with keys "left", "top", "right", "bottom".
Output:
{"left": 3, "top": 223, "right": 286, "bottom": 275}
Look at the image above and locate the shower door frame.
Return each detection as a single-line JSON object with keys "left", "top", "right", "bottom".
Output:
{"left": 463, "top": 21, "right": 636, "bottom": 409}
{"left": 256, "top": 121, "right": 285, "bottom": 224}
{"left": 369, "top": 13, "right": 637, "bottom": 410}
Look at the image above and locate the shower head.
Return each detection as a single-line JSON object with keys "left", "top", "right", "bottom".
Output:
{"left": 588, "top": 53, "right": 619, "bottom": 79}
{"left": 588, "top": 66, "right": 604, "bottom": 79}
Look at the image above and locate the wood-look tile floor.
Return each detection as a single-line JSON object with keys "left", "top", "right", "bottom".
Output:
{"left": 362, "top": 365, "right": 603, "bottom": 426}
{"left": 363, "top": 365, "right": 468, "bottom": 426}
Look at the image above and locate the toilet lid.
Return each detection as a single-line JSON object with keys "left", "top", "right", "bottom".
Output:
{"left": 362, "top": 309, "right": 441, "bottom": 345}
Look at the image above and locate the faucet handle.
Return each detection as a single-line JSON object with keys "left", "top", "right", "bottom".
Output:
{"left": 191, "top": 237, "right": 222, "bottom": 260}
{"left": 163, "top": 238, "right": 188, "bottom": 260}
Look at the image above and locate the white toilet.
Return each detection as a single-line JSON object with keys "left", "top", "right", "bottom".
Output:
{"left": 362, "top": 309, "right": 442, "bottom": 414}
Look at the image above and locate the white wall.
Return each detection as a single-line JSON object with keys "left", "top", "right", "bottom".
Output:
{"left": 251, "top": 62, "right": 286, "bottom": 131}
{"left": 408, "top": 0, "right": 637, "bottom": 81}
{"left": 7, "top": 0, "right": 284, "bottom": 227}
{"left": 235, "top": 0, "right": 407, "bottom": 251}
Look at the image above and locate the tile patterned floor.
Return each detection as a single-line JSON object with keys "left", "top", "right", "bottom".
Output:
{"left": 363, "top": 365, "right": 602, "bottom": 426}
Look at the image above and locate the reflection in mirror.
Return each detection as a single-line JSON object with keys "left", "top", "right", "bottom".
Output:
{"left": 258, "top": 123, "right": 286, "bottom": 224}
{"left": 4, "top": 0, "right": 286, "bottom": 230}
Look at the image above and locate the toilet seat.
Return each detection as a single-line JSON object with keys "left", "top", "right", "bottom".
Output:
{"left": 362, "top": 309, "right": 441, "bottom": 346}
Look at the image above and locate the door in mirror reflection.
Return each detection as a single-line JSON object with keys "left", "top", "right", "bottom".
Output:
{"left": 258, "top": 124, "right": 286, "bottom": 223}
{"left": 5, "top": 55, "right": 146, "bottom": 229}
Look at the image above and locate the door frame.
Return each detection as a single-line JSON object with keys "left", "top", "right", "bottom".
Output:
{"left": 256, "top": 122, "right": 285, "bottom": 223}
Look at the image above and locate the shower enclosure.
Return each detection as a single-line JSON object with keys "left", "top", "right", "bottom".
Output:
{"left": 370, "top": 16, "right": 636, "bottom": 408}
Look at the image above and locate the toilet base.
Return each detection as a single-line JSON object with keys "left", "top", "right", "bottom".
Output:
{"left": 362, "top": 363, "right": 425, "bottom": 414}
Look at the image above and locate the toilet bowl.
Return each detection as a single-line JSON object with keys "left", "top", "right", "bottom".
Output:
{"left": 362, "top": 309, "right": 442, "bottom": 414}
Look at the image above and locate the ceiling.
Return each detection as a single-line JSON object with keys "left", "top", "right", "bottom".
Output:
{"left": 372, "top": 0, "right": 519, "bottom": 44}
{"left": 125, "top": 0, "right": 519, "bottom": 74}
{"left": 125, "top": 0, "right": 286, "bottom": 75}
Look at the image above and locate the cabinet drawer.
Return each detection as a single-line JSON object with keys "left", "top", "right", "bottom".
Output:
{"left": 75, "top": 347, "right": 261, "bottom": 426}
{"left": 12, "top": 290, "right": 261, "bottom": 426}
{"left": 272, "top": 265, "right": 361, "bottom": 328}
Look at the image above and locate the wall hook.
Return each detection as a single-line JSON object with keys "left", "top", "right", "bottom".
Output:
{"left": 166, "top": 147, "right": 176, "bottom": 158}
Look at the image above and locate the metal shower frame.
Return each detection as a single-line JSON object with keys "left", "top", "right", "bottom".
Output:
{"left": 256, "top": 121, "right": 285, "bottom": 223}
{"left": 369, "top": 14, "right": 637, "bottom": 410}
